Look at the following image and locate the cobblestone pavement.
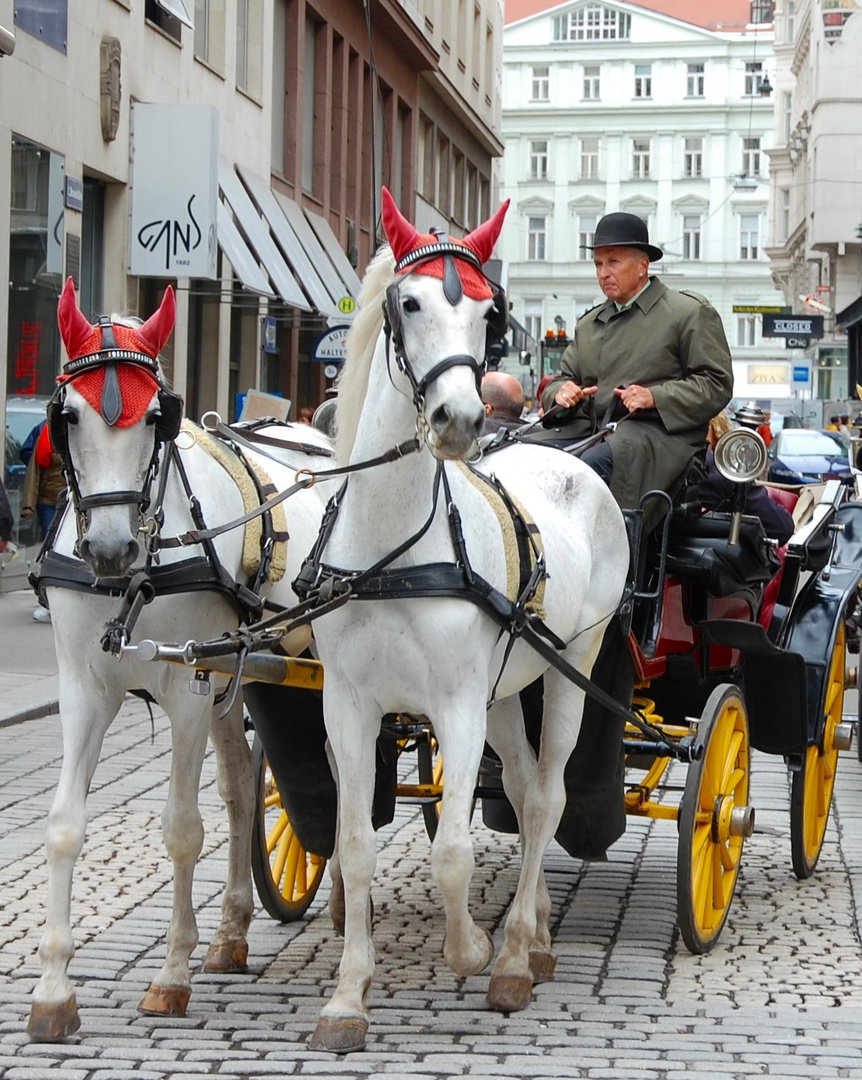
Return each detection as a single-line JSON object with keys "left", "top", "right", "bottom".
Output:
{"left": 3, "top": 697, "right": 862, "bottom": 1079}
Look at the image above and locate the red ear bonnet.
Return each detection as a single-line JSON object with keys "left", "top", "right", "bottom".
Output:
{"left": 381, "top": 187, "right": 509, "bottom": 302}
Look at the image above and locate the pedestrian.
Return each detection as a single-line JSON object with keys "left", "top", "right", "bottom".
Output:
{"left": 756, "top": 409, "right": 773, "bottom": 447}
{"left": 297, "top": 406, "right": 314, "bottom": 424}
{"left": 0, "top": 475, "right": 13, "bottom": 554}
{"left": 529, "top": 212, "right": 733, "bottom": 528}
{"left": 481, "top": 370, "right": 524, "bottom": 433}
{"left": 21, "top": 421, "right": 65, "bottom": 623}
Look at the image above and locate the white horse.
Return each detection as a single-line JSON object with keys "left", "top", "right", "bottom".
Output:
{"left": 28, "top": 279, "right": 330, "bottom": 1041}
{"left": 305, "top": 189, "right": 630, "bottom": 1052}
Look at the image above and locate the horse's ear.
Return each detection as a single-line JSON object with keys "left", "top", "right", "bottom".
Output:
{"left": 136, "top": 285, "right": 176, "bottom": 356}
{"left": 463, "top": 200, "right": 510, "bottom": 265}
{"left": 381, "top": 186, "right": 420, "bottom": 263}
{"left": 57, "top": 276, "right": 95, "bottom": 359}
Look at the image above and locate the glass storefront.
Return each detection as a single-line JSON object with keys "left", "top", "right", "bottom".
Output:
{"left": 814, "top": 345, "right": 849, "bottom": 401}
{"left": 6, "top": 135, "right": 65, "bottom": 400}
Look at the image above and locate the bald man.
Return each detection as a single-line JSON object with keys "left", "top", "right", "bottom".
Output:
{"left": 481, "top": 370, "right": 525, "bottom": 433}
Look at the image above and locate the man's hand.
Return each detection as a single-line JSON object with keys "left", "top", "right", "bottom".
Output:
{"left": 554, "top": 381, "right": 598, "bottom": 409}
{"left": 614, "top": 384, "right": 655, "bottom": 413}
{"left": 0, "top": 540, "right": 7, "bottom": 553}
{"left": 21, "top": 508, "right": 33, "bottom": 519}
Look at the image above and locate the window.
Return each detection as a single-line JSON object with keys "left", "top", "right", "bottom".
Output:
{"left": 783, "top": 92, "right": 793, "bottom": 143}
{"left": 634, "top": 64, "right": 652, "bottom": 98}
{"left": 145, "top": 0, "right": 182, "bottom": 41}
{"left": 744, "top": 61, "right": 764, "bottom": 96}
{"left": 523, "top": 299, "right": 544, "bottom": 343}
{"left": 682, "top": 215, "right": 702, "bottom": 259}
{"left": 195, "top": 0, "right": 225, "bottom": 69}
{"left": 740, "top": 214, "right": 759, "bottom": 260}
{"left": 301, "top": 18, "right": 316, "bottom": 192}
{"left": 750, "top": 0, "right": 773, "bottom": 23}
{"left": 527, "top": 216, "right": 547, "bottom": 261}
{"left": 529, "top": 140, "right": 549, "bottom": 180}
{"left": 632, "top": 138, "right": 650, "bottom": 178}
{"left": 531, "top": 65, "right": 549, "bottom": 100}
{"left": 742, "top": 136, "right": 761, "bottom": 177}
{"left": 687, "top": 63, "right": 704, "bottom": 97}
{"left": 684, "top": 137, "right": 703, "bottom": 177}
{"left": 781, "top": 188, "right": 790, "bottom": 241}
{"left": 579, "top": 214, "right": 598, "bottom": 256}
{"left": 236, "top": 0, "right": 263, "bottom": 98}
{"left": 583, "top": 65, "right": 600, "bottom": 99}
{"left": 786, "top": 1, "right": 796, "bottom": 42}
{"left": 736, "top": 315, "right": 758, "bottom": 347}
{"left": 580, "top": 137, "right": 600, "bottom": 179}
{"left": 554, "top": 4, "right": 631, "bottom": 40}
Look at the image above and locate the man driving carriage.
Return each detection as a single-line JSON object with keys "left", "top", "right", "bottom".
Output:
{"left": 530, "top": 213, "right": 733, "bottom": 527}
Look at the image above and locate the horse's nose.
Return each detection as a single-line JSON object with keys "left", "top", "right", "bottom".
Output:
{"left": 79, "top": 536, "right": 139, "bottom": 577}
{"left": 429, "top": 403, "right": 485, "bottom": 439}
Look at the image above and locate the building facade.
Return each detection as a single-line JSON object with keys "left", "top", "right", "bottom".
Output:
{"left": 0, "top": 0, "right": 504, "bottom": 477}
{"left": 765, "top": 0, "right": 862, "bottom": 403}
{"left": 498, "top": 0, "right": 790, "bottom": 405}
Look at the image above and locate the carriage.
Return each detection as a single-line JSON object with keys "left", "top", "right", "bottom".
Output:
{"left": 28, "top": 196, "right": 862, "bottom": 1052}
{"left": 140, "top": 422, "right": 862, "bottom": 958}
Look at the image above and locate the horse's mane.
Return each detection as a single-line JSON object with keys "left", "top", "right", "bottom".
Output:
{"left": 335, "top": 244, "right": 396, "bottom": 461}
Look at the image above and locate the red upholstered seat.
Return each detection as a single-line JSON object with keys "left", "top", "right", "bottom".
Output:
{"left": 764, "top": 486, "right": 798, "bottom": 513}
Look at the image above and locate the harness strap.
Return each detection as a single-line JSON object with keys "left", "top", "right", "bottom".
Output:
{"left": 208, "top": 418, "right": 334, "bottom": 460}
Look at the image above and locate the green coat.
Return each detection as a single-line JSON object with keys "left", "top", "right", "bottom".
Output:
{"left": 534, "top": 277, "right": 733, "bottom": 520}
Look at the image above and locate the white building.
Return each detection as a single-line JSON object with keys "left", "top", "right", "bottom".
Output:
{"left": 498, "top": 0, "right": 791, "bottom": 405}
{"left": 765, "top": 0, "right": 862, "bottom": 405}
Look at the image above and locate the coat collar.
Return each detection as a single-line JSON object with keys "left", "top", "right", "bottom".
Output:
{"left": 595, "top": 275, "right": 667, "bottom": 323}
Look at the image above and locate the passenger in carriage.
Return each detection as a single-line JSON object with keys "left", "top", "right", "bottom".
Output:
{"left": 528, "top": 212, "right": 733, "bottom": 529}
{"left": 480, "top": 370, "right": 525, "bottom": 433}
{"left": 699, "top": 411, "right": 794, "bottom": 546}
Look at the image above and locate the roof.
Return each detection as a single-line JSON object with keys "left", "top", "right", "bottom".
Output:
{"left": 504, "top": 0, "right": 767, "bottom": 33}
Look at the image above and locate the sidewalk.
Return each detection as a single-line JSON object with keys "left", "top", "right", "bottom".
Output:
{"left": 0, "top": 586, "right": 59, "bottom": 727}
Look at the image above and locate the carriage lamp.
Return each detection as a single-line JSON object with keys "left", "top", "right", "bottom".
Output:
{"left": 714, "top": 428, "right": 769, "bottom": 546}
{"left": 714, "top": 428, "right": 768, "bottom": 484}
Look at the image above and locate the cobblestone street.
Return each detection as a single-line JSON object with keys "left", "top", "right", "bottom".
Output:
{"left": 2, "top": 691, "right": 862, "bottom": 1079}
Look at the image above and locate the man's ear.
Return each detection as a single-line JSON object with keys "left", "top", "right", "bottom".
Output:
{"left": 484, "top": 403, "right": 493, "bottom": 415}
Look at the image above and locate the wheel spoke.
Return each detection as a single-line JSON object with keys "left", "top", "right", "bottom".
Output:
{"left": 266, "top": 809, "right": 289, "bottom": 854}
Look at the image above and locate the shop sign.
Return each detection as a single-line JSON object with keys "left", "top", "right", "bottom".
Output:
{"left": 129, "top": 103, "right": 218, "bottom": 279}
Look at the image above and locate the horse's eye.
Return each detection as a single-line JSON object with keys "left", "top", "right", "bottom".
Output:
{"left": 403, "top": 297, "right": 420, "bottom": 314}
{"left": 61, "top": 408, "right": 78, "bottom": 426}
{"left": 146, "top": 412, "right": 159, "bottom": 427}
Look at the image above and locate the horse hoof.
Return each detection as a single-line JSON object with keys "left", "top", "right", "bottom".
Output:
{"left": 203, "top": 940, "right": 249, "bottom": 973}
{"left": 138, "top": 983, "right": 191, "bottom": 1017}
{"left": 28, "top": 997, "right": 81, "bottom": 1042}
{"left": 487, "top": 974, "right": 533, "bottom": 1013}
{"left": 444, "top": 926, "right": 494, "bottom": 976}
{"left": 309, "top": 1015, "right": 368, "bottom": 1054}
{"left": 529, "top": 949, "right": 557, "bottom": 984}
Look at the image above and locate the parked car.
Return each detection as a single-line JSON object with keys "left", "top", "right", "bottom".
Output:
{"left": 766, "top": 427, "right": 852, "bottom": 485}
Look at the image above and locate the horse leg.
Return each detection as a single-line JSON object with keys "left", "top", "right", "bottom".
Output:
{"left": 309, "top": 688, "right": 378, "bottom": 1054}
{"left": 29, "top": 684, "right": 121, "bottom": 1042}
{"left": 432, "top": 693, "right": 494, "bottom": 979}
{"left": 486, "top": 696, "right": 556, "bottom": 986}
{"left": 202, "top": 694, "right": 254, "bottom": 974}
{"left": 139, "top": 691, "right": 209, "bottom": 1018}
{"left": 488, "top": 672, "right": 591, "bottom": 1013}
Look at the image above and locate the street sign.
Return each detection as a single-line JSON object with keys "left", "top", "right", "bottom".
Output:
{"left": 337, "top": 296, "right": 356, "bottom": 315}
{"left": 793, "top": 365, "right": 810, "bottom": 383}
{"left": 799, "top": 294, "right": 832, "bottom": 314}
{"left": 762, "top": 314, "right": 824, "bottom": 339}
{"left": 786, "top": 336, "right": 813, "bottom": 349}
{"left": 323, "top": 363, "right": 339, "bottom": 380}
{"left": 311, "top": 324, "right": 350, "bottom": 362}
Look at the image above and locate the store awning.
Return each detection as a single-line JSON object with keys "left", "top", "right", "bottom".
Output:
{"left": 216, "top": 202, "right": 273, "bottom": 297}
{"left": 238, "top": 168, "right": 340, "bottom": 319}
{"left": 303, "top": 209, "right": 362, "bottom": 301}
{"left": 218, "top": 160, "right": 311, "bottom": 311}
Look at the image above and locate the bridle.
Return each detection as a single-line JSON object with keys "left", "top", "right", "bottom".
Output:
{"left": 381, "top": 231, "right": 508, "bottom": 421}
{"left": 47, "top": 316, "right": 183, "bottom": 551}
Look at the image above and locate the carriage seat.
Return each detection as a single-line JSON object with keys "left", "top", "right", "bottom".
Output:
{"left": 664, "top": 511, "right": 781, "bottom": 601}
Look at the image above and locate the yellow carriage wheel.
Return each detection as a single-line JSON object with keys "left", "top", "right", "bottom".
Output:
{"left": 677, "top": 685, "right": 752, "bottom": 955}
{"left": 250, "top": 734, "right": 327, "bottom": 922}
{"left": 790, "top": 622, "right": 845, "bottom": 880}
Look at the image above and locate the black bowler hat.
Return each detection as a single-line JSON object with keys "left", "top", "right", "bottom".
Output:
{"left": 587, "top": 212, "right": 663, "bottom": 262}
